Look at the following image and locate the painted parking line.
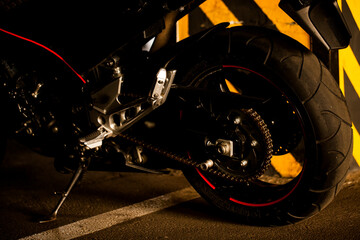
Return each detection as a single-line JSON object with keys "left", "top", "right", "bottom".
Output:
{"left": 20, "top": 187, "right": 200, "bottom": 240}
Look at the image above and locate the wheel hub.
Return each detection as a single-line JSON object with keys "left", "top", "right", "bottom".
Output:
{"left": 204, "top": 108, "right": 273, "bottom": 181}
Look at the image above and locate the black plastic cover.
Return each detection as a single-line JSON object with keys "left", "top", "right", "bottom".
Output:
{"left": 280, "top": 0, "right": 351, "bottom": 50}
{"left": 309, "top": 1, "right": 351, "bottom": 49}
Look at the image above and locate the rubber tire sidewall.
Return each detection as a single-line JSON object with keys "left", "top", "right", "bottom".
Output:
{"left": 178, "top": 26, "right": 353, "bottom": 225}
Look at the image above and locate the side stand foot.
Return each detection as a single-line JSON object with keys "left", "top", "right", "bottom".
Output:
{"left": 38, "top": 163, "right": 86, "bottom": 223}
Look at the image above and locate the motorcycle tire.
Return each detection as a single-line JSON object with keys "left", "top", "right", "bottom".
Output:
{"left": 177, "top": 26, "right": 353, "bottom": 225}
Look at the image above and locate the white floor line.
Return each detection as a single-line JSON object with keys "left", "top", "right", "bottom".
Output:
{"left": 20, "top": 187, "right": 200, "bottom": 240}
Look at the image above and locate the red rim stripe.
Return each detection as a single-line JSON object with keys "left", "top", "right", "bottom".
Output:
{"left": 196, "top": 168, "right": 216, "bottom": 190}
{"left": 0, "top": 28, "right": 86, "bottom": 84}
{"left": 229, "top": 168, "right": 304, "bottom": 207}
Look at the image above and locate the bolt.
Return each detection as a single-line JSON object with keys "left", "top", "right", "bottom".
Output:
{"left": 240, "top": 159, "right": 248, "bottom": 167}
{"left": 206, "top": 140, "right": 214, "bottom": 147}
{"left": 52, "top": 126, "right": 59, "bottom": 133}
{"left": 106, "top": 60, "right": 114, "bottom": 67}
{"left": 217, "top": 144, "right": 227, "bottom": 154}
{"left": 26, "top": 128, "right": 33, "bottom": 135}
{"left": 250, "top": 140, "right": 258, "bottom": 147}
{"left": 200, "top": 159, "right": 214, "bottom": 171}
{"left": 234, "top": 117, "right": 241, "bottom": 125}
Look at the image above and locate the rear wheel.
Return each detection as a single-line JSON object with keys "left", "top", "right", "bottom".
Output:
{"left": 177, "top": 27, "right": 353, "bottom": 224}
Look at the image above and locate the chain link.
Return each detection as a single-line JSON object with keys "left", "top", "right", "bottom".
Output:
{"left": 118, "top": 108, "right": 273, "bottom": 183}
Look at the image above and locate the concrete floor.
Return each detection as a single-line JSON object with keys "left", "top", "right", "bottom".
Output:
{"left": 1, "top": 140, "right": 360, "bottom": 240}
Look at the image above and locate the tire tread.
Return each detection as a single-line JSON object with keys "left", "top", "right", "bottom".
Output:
{"left": 181, "top": 26, "right": 353, "bottom": 225}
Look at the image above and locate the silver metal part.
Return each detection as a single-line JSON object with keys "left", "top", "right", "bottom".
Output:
{"left": 250, "top": 140, "right": 258, "bottom": 147}
{"left": 39, "top": 163, "right": 87, "bottom": 223}
{"left": 152, "top": 69, "right": 166, "bottom": 98}
{"left": 32, "top": 83, "right": 43, "bottom": 98}
{"left": 206, "top": 140, "right": 215, "bottom": 147}
{"left": 200, "top": 159, "right": 214, "bottom": 171}
{"left": 215, "top": 139, "right": 234, "bottom": 157}
{"left": 142, "top": 37, "right": 156, "bottom": 52}
{"left": 240, "top": 159, "right": 248, "bottom": 167}
{"left": 135, "top": 146, "right": 145, "bottom": 164}
{"left": 84, "top": 68, "right": 177, "bottom": 149}
{"left": 88, "top": 97, "right": 151, "bottom": 145}
{"left": 80, "top": 126, "right": 113, "bottom": 149}
{"left": 92, "top": 77, "right": 123, "bottom": 115}
{"left": 151, "top": 68, "right": 176, "bottom": 107}
{"left": 233, "top": 116, "right": 241, "bottom": 125}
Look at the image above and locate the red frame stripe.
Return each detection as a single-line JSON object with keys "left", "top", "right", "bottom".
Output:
{"left": 0, "top": 28, "right": 86, "bottom": 84}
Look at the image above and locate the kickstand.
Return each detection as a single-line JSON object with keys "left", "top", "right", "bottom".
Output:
{"left": 39, "top": 163, "right": 86, "bottom": 223}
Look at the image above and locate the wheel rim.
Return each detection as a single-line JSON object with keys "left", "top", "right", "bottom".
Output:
{"left": 181, "top": 64, "right": 313, "bottom": 207}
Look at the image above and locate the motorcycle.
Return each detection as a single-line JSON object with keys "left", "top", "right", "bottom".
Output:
{"left": 0, "top": 0, "right": 353, "bottom": 225}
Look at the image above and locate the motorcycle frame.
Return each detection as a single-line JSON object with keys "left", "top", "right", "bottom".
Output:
{"left": 0, "top": 0, "right": 351, "bottom": 156}
{"left": 0, "top": 0, "right": 352, "bottom": 223}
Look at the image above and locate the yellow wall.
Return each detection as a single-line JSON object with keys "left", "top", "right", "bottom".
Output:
{"left": 177, "top": 0, "right": 310, "bottom": 48}
{"left": 177, "top": 0, "right": 359, "bottom": 167}
{"left": 338, "top": 0, "right": 360, "bottom": 165}
{"left": 253, "top": 0, "right": 309, "bottom": 48}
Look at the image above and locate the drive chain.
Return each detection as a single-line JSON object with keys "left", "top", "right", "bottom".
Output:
{"left": 118, "top": 108, "right": 273, "bottom": 183}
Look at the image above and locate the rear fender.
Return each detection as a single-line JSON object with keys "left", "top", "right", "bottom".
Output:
{"left": 157, "top": 22, "right": 230, "bottom": 70}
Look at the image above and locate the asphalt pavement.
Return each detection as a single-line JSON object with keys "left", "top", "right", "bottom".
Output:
{"left": 1, "top": 140, "right": 360, "bottom": 240}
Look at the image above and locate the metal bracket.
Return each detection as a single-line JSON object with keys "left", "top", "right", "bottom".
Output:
{"left": 92, "top": 71, "right": 123, "bottom": 115}
{"left": 82, "top": 68, "right": 176, "bottom": 149}
{"left": 151, "top": 68, "right": 176, "bottom": 108}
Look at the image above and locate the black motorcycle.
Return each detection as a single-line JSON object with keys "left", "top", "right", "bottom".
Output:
{"left": 0, "top": 0, "right": 353, "bottom": 225}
